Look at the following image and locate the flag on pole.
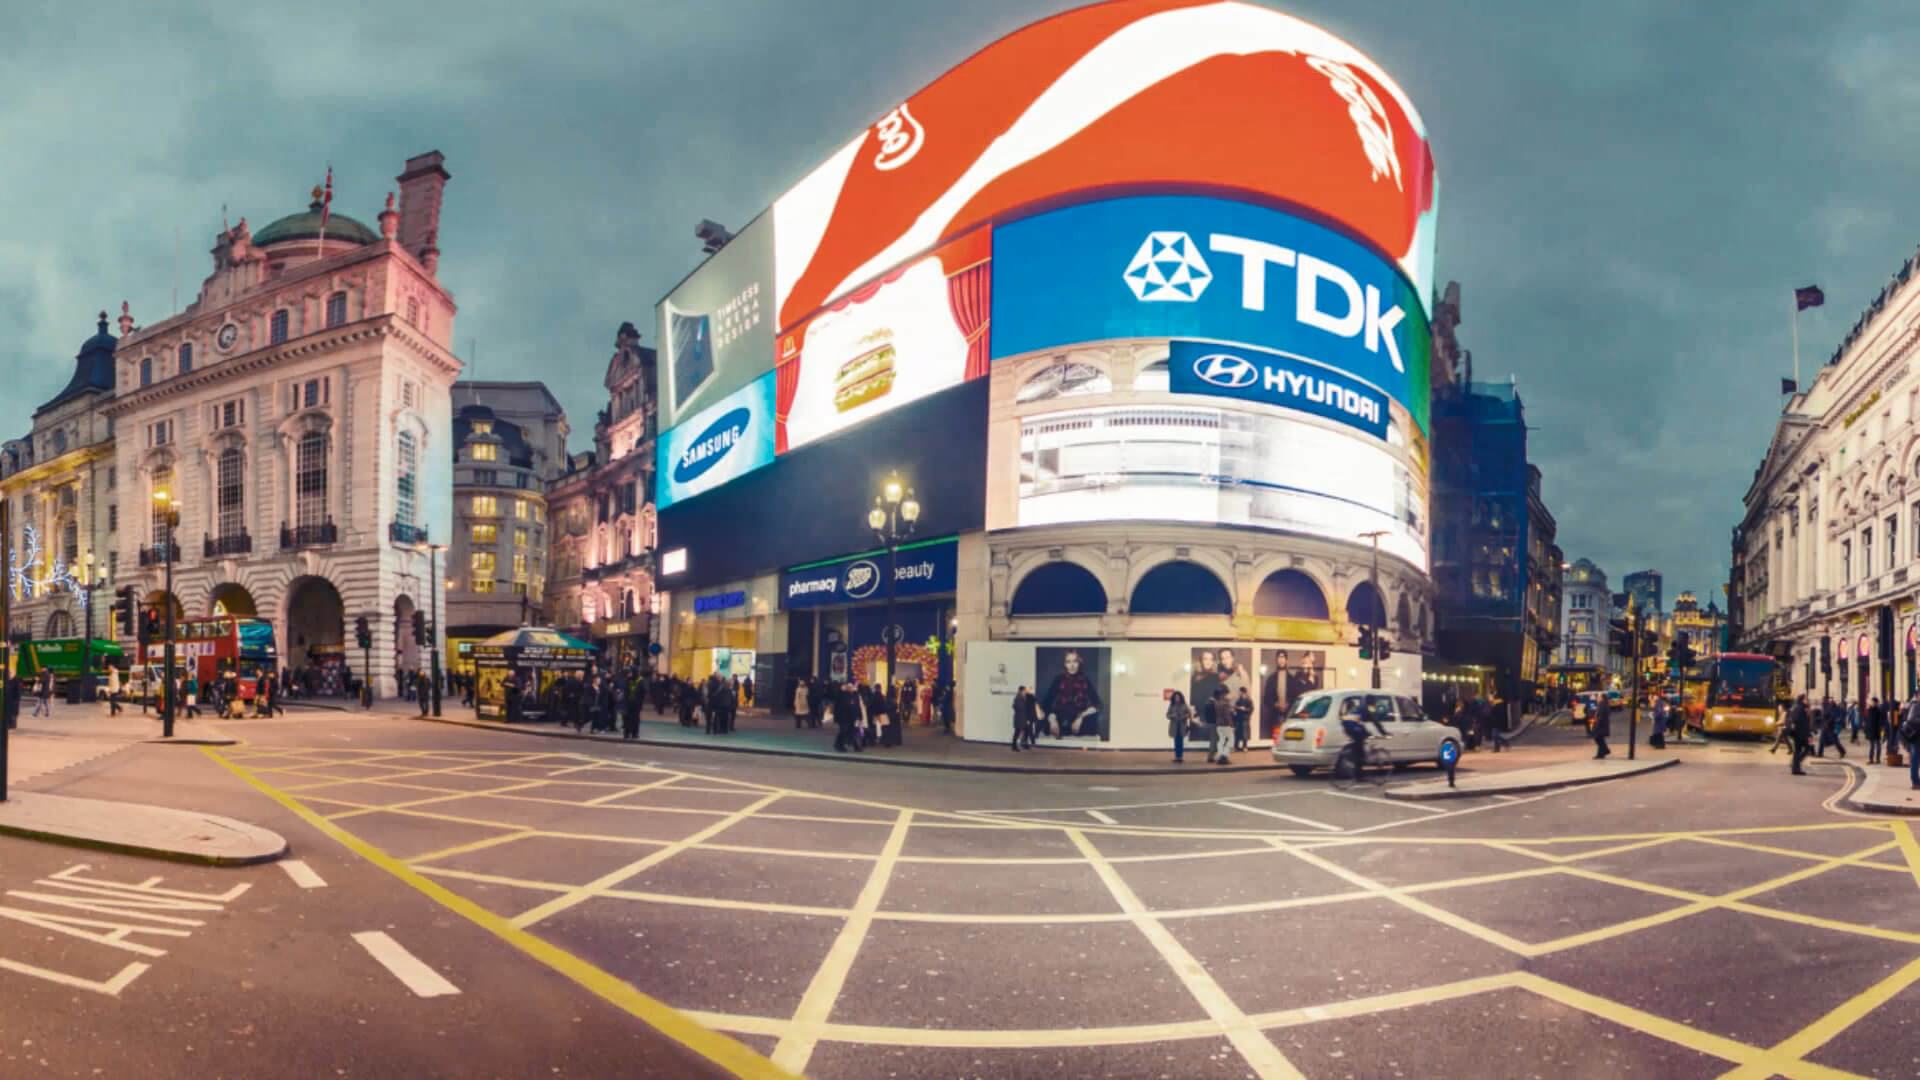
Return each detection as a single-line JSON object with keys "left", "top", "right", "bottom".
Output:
{"left": 1781, "top": 377, "right": 1797, "bottom": 395}
{"left": 318, "top": 165, "right": 333, "bottom": 245}
{"left": 1795, "top": 285, "right": 1824, "bottom": 311}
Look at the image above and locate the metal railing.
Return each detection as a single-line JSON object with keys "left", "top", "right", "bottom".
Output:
{"left": 281, "top": 520, "right": 338, "bottom": 549}
{"left": 388, "top": 521, "right": 429, "bottom": 545}
{"left": 137, "top": 543, "right": 179, "bottom": 566}
{"left": 204, "top": 531, "right": 252, "bottom": 557}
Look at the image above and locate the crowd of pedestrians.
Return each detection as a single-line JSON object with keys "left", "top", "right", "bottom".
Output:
{"left": 1781, "top": 693, "right": 1920, "bottom": 788}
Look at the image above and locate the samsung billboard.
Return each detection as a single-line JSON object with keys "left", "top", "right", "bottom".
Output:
{"left": 991, "top": 194, "right": 1431, "bottom": 434}
{"left": 655, "top": 370, "right": 777, "bottom": 510}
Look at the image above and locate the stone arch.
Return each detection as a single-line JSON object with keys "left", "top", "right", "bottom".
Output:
{"left": 286, "top": 575, "right": 345, "bottom": 667}
{"left": 1251, "top": 569, "right": 1329, "bottom": 620}
{"left": 1345, "top": 580, "right": 1386, "bottom": 628}
{"left": 1131, "top": 560, "right": 1232, "bottom": 615}
{"left": 1010, "top": 560, "right": 1109, "bottom": 616}
{"left": 1123, "top": 546, "right": 1238, "bottom": 610}
{"left": 394, "top": 594, "right": 420, "bottom": 671}
{"left": 209, "top": 582, "right": 257, "bottom": 617}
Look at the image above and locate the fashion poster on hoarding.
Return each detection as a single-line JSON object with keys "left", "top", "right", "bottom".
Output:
{"left": 1260, "top": 648, "right": 1328, "bottom": 740}
{"left": 1189, "top": 646, "right": 1253, "bottom": 723}
{"left": 1035, "top": 645, "right": 1109, "bottom": 741}
{"left": 774, "top": 229, "right": 990, "bottom": 453}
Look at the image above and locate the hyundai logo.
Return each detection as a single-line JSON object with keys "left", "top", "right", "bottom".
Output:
{"left": 843, "top": 560, "right": 881, "bottom": 600}
{"left": 673, "top": 407, "right": 752, "bottom": 485}
{"left": 1191, "top": 353, "right": 1259, "bottom": 389}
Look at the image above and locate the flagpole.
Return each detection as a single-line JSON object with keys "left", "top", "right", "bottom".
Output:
{"left": 1791, "top": 291, "right": 1801, "bottom": 389}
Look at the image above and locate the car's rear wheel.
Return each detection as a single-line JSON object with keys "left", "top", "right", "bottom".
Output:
{"left": 1288, "top": 765, "right": 1316, "bottom": 777}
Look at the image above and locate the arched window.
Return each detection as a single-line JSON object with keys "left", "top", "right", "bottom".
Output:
{"left": 140, "top": 357, "right": 152, "bottom": 387}
{"left": 1395, "top": 593, "right": 1413, "bottom": 636}
{"left": 1132, "top": 358, "right": 1170, "bottom": 392}
{"left": 46, "top": 611, "right": 72, "bottom": 638}
{"left": 61, "top": 516, "right": 77, "bottom": 570}
{"left": 296, "top": 431, "right": 329, "bottom": 527}
{"left": 1252, "top": 570, "right": 1329, "bottom": 619}
{"left": 1010, "top": 562, "right": 1108, "bottom": 616}
{"left": 269, "top": 310, "right": 290, "bottom": 344}
{"left": 217, "top": 446, "right": 245, "bottom": 538}
{"left": 1346, "top": 582, "right": 1386, "bottom": 629}
{"left": 1130, "top": 560, "right": 1231, "bottom": 615}
{"left": 325, "top": 291, "right": 347, "bottom": 329}
{"left": 149, "top": 465, "right": 174, "bottom": 544}
{"left": 179, "top": 342, "right": 193, "bottom": 373}
{"left": 1017, "top": 361, "right": 1111, "bottom": 403}
{"left": 394, "top": 431, "right": 417, "bottom": 528}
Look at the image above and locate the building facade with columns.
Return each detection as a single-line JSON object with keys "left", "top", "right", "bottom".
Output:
{"left": 104, "top": 151, "right": 459, "bottom": 698}
{"left": 1737, "top": 251, "right": 1920, "bottom": 703}
{"left": 544, "top": 322, "right": 657, "bottom": 672}
{"left": 0, "top": 314, "right": 123, "bottom": 648}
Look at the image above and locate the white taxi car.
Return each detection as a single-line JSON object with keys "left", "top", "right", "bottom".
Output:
{"left": 1271, "top": 689, "right": 1464, "bottom": 777}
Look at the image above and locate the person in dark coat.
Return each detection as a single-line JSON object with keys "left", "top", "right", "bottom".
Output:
{"left": 1591, "top": 695, "right": 1612, "bottom": 759}
{"left": 832, "top": 681, "right": 864, "bottom": 752}
{"left": 1788, "top": 694, "right": 1813, "bottom": 775}
{"left": 1865, "top": 695, "right": 1887, "bottom": 764}
{"left": 621, "top": 677, "right": 642, "bottom": 739}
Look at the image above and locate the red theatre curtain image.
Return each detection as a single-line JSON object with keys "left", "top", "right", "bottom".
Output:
{"left": 942, "top": 227, "right": 993, "bottom": 380}
{"left": 774, "top": 335, "right": 802, "bottom": 453}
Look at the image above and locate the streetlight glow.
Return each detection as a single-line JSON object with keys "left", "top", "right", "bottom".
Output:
{"left": 883, "top": 478, "right": 903, "bottom": 504}
{"left": 901, "top": 493, "right": 920, "bottom": 523}
{"left": 867, "top": 505, "right": 887, "bottom": 531}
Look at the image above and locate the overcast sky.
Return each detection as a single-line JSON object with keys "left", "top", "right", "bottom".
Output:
{"left": 4, "top": 0, "right": 1914, "bottom": 605}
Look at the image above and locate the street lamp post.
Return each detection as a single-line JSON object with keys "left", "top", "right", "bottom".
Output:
{"left": 1358, "top": 530, "right": 1388, "bottom": 690}
{"left": 153, "top": 492, "right": 180, "bottom": 738}
{"left": 867, "top": 475, "right": 920, "bottom": 700}
{"left": 418, "top": 542, "right": 445, "bottom": 718}
{"left": 79, "top": 553, "right": 102, "bottom": 703}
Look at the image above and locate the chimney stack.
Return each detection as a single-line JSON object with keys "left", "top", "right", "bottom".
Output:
{"left": 395, "top": 150, "right": 450, "bottom": 272}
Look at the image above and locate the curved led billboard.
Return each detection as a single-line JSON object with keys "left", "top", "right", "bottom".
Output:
{"left": 773, "top": 0, "right": 1436, "bottom": 333}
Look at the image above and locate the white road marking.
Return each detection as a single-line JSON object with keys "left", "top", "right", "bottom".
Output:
{"left": 352, "top": 931, "right": 461, "bottom": 997}
{"left": 1086, "top": 810, "right": 1118, "bottom": 825}
{"left": 1086, "top": 786, "right": 1122, "bottom": 792}
{"left": 278, "top": 860, "right": 327, "bottom": 889}
{"left": 1323, "top": 789, "right": 1450, "bottom": 814}
{"left": 1219, "top": 800, "right": 1340, "bottom": 832}
{"left": 1494, "top": 794, "right": 1521, "bottom": 802}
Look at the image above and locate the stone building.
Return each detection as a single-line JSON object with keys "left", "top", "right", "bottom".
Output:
{"left": 104, "top": 151, "right": 459, "bottom": 697}
{"left": 544, "top": 322, "right": 658, "bottom": 671}
{"left": 1553, "top": 557, "right": 1615, "bottom": 690}
{"left": 445, "top": 381, "right": 569, "bottom": 670}
{"left": 0, "top": 313, "right": 122, "bottom": 645}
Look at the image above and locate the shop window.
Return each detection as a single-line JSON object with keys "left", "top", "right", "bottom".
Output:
{"left": 1130, "top": 561, "right": 1230, "bottom": 615}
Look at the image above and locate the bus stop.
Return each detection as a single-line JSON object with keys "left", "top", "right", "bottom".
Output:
{"left": 471, "top": 627, "right": 595, "bottom": 721}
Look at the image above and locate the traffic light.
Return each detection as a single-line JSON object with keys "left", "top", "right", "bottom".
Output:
{"left": 412, "top": 610, "right": 427, "bottom": 646}
{"left": 114, "top": 586, "right": 135, "bottom": 635}
{"left": 355, "top": 615, "right": 372, "bottom": 650}
{"left": 1820, "top": 635, "right": 1832, "bottom": 674}
{"left": 140, "top": 608, "right": 159, "bottom": 645}
{"left": 1376, "top": 633, "right": 1391, "bottom": 661}
{"left": 1357, "top": 625, "right": 1375, "bottom": 660}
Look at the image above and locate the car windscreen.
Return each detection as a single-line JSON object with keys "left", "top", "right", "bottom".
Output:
{"left": 1288, "top": 695, "right": 1332, "bottom": 720}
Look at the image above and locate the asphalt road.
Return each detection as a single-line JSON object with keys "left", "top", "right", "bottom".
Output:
{"left": 6, "top": 712, "right": 1918, "bottom": 1079}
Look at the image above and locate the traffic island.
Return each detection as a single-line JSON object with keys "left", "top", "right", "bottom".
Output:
{"left": 0, "top": 791, "right": 288, "bottom": 865}
{"left": 1385, "top": 756, "right": 1680, "bottom": 800}
{"left": 1837, "top": 761, "right": 1920, "bottom": 815}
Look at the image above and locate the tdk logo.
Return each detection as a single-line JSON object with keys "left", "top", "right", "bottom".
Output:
{"left": 1191, "top": 353, "right": 1258, "bottom": 389}
{"left": 1125, "top": 231, "right": 1407, "bottom": 373}
{"left": 674, "top": 407, "right": 750, "bottom": 484}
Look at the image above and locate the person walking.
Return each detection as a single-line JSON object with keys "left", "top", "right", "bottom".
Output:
{"left": 1851, "top": 699, "right": 1864, "bottom": 744}
{"left": 1206, "top": 687, "right": 1233, "bottom": 765}
{"left": 183, "top": 673, "right": 201, "bottom": 719}
{"left": 1231, "top": 687, "right": 1254, "bottom": 753}
{"left": 1820, "top": 699, "right": 1849, "bottom": 758}
{"left": 1865, "top": 694, "right": 1887, "bottom": 764}
{"left": 621, "top": 678, "right": 642, "bottom": 740}
{"left": 1788, "top": 694, "right": 1813, "bottom": 775}
{"left": 31, "top": 669, "right": 53, "bottom": 718}
{"left": 794, "top": 679, "right": 810, "bottom": 729}
{"left": 105, "top": 666, "right": 123, "bottom": 716}
{"left": 833, "top": 681, "right": 864, "bottom": 752}
{"left": 1649, "top": 694, "right": 1668, "bottom": 750}
{"left": 1900, "top": 701, "right": 1920, "bottom": 788}
{"left": 1166, "top": 690, "right": 1193, "bottom": 763}
{"left": 1591, "top": 693, "right": 1612, "bottom": 759}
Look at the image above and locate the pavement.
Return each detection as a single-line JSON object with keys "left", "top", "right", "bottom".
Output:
{"left": 1386, "top": 754, "right": 1680, "bottom": 799}
{"left": 1, "top": 704, "right": 282, "bottom": 865}
{"left": 1842, "top": 755, "right": 1920, "bottom": 814}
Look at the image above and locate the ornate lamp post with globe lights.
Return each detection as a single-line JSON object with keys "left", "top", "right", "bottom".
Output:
{"left": 867, "top": 475, "right": 920, "bottom": 697}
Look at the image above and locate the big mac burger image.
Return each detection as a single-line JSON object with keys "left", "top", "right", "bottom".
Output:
{"left": 833, "top": 328, "right": 897, "bottom": 413}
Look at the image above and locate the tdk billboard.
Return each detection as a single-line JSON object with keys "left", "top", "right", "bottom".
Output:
{"left": 991, "top": 195, "right": 1431, "bottom": 433}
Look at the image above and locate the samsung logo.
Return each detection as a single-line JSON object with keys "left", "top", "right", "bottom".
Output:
{"left": 674, "top": 407, "right": 752, "bottom": 484}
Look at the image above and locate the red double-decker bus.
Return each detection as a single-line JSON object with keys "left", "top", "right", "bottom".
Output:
{"left": 140, "top": 615, "right": 279, "bottom": 700}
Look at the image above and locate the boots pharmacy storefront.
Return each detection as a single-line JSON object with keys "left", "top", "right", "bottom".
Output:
{"left": 780, "top": 538, "right": 960, "bottom": 689}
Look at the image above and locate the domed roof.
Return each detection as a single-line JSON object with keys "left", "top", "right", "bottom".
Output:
{"left": 252, "top": 195, "right": 380, "bottom": 247}
{"left": 37, "top": 311, "right": 117, "bottom": 416}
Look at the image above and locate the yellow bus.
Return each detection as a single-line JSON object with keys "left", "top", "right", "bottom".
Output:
{"left": 1684, "top": 652, "right": 1782, "bottom": 736}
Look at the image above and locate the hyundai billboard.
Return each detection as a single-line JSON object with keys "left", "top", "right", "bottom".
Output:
{"left": 991, "top": 194, "right": 1432, "bottom": 433}
{"left": 657, "top": 215, "right": 776, "bottom": 431}
{"left": 771, "top": 0, "right": 1435, "bottom": 334}
{"left": 655, "top": 370, "right": 777, "bottom": 510}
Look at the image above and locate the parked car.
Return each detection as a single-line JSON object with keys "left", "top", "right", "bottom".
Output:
{"left": 1271, "top": 689, "right": 1464, "bottom": 776}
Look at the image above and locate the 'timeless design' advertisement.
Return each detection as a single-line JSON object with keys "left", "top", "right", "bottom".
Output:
{"left": 657, "top": 216, "right": 776, "bottom": 431}
{"left": 991, "top": 195, "right": 1432, "bottom": 433}
{"left": 655, "top": 371, "right": 777, "bottom": 509}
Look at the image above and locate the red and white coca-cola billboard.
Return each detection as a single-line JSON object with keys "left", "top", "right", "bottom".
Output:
{"left": 771, "top": 0, "right": 1437, "bottom": 333}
